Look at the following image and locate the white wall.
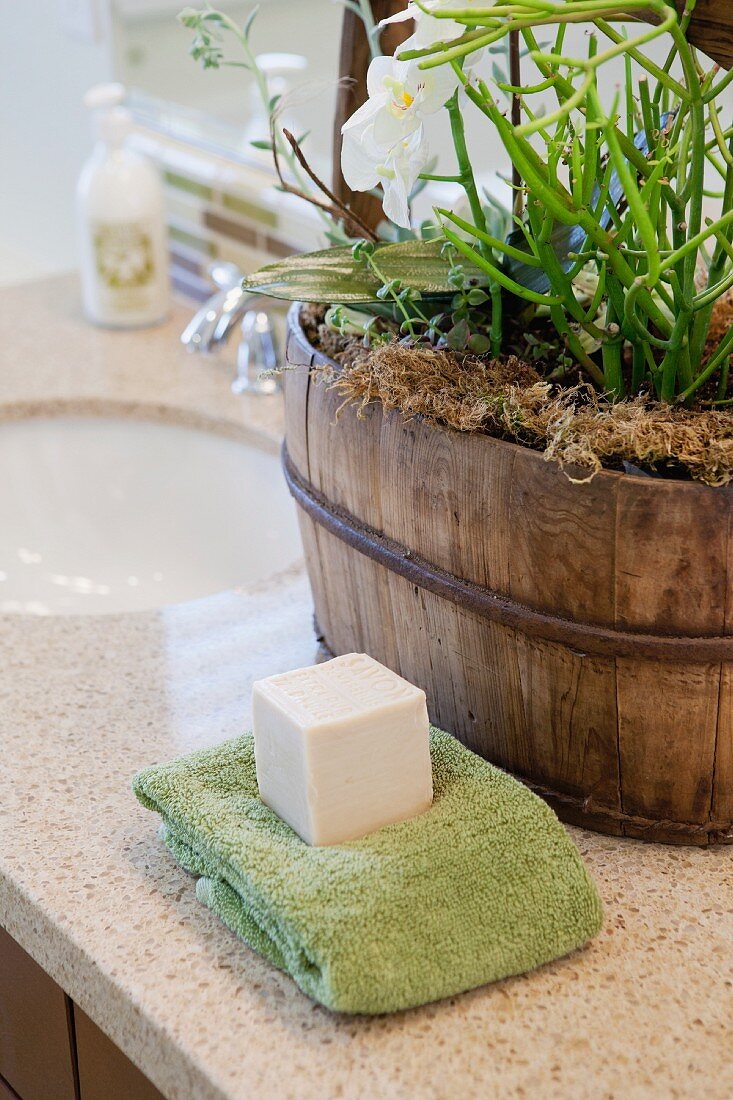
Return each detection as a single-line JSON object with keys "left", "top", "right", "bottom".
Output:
{"left": 0, "top": 0, "right": 115, "bottom": 283}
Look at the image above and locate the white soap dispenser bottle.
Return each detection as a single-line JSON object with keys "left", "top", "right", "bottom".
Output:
{"left": 77, "top": 83, "right": 170, "bottom": 328}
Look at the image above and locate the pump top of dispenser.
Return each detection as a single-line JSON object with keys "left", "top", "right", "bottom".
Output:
{"left": 83, "top": 83, "right": 133, "bottom": 145}
{"left": 83, "top": 82, "right": 125, "bottom": 111}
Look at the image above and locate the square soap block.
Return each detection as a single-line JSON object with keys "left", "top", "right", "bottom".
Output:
{"left": 252, "top": 653, "right": 433, "bottom": 846}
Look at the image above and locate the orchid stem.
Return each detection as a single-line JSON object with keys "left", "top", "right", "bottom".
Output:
{"left": 445, "top": 83, "right": 503, "bottom": 353}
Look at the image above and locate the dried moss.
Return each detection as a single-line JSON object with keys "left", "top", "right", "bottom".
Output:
{"left": 313, "top": 337, "right": 733, "bottom": 487}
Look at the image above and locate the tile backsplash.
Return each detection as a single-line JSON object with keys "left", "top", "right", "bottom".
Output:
{"left": 130, "top": 123, "right": 324, "bottom": 300}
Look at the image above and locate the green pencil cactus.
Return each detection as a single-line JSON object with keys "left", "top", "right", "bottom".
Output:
{"left": 182, "top": 1, "right": 733, "bottom": 407}
{"left": 399, "top": 0, "right": 733, "bottom": 404}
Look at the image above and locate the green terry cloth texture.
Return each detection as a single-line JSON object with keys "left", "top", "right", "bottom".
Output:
{"left": 133, "top": 727, "right": 602, "bottom": 1015}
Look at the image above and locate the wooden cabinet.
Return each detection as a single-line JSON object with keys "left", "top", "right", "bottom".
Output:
{"left": 0, "top": 926, "right": 165, "bottom": 1100}
{"left": 0, "top": 928, "right": 77, "bottom": 1100}
{"left": 0, "top": 1073, "right": 21, "bottom": 1099}
{"left": 75, "top": 1006, "right": 165, "bottom": 1100}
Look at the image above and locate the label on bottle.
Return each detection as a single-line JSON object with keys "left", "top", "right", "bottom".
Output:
{"left": 92, "top": 220, "right": 158, "bottom": 313}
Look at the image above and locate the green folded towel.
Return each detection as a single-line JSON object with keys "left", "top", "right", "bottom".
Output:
{"left": 133, "top": 727, "right": 602, "bottom": 1014}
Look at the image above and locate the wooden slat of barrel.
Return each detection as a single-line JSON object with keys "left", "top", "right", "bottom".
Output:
{"left": 305, "top": 520, "right": 337, "bottom": 648}
{"left": 374, "top": 406, "right": 622, "bottom": 809}
{"left": 616, "top": 660, "right": 721, "bottom": 841}
{"left": 282, "top": 353, "right": 311, "bottom": 478}
{"left": 282, "top": 366, "right": 336, "bottom": 650}
{"left": 511, "top": 635, "right": 621, "bottom": 807}
{"left": 503, "top": 451, "right": 623, "bottom": 809}
{"left": 614, "top": 479, "right": 729, "bottom": 636}
{"left": 381, "top": 577, "right": 530, "bottom": 760}
{"left": 307, "top": 383, "right": 383, "bottom": 518}
{"left": 310, "top": 521, "right": 402, "bottom": 667}
{"left": 508, "top": 447, "right": 619, "bottom": 626}
{"left": 711, "top": 536, "right": 733, "bottom": 826}
{"left": 306, "top": 382, "right": 403, "bottom": 668}
{"left": 614, "top": 478, "right": 729, "bottom": 835}
{"left": 713, "top": 668, "right": 733, "bottom": 825}
{"left": 375, "top": 407, "right": 533, "bottom": 780}
{"left": 670, "top": 0, "right": 733, "bottom": 69}
{"left": 378, "top": 412, "right": 516, "bottom": 593}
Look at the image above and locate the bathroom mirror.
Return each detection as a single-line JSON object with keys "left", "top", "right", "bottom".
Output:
{"left": 110, "top": 0, "right": 733, "bottom": 210}
{"left": 111, "top": 0, "right": 341, "bottom": 171}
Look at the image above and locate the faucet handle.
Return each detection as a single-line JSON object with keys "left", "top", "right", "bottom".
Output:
{"left": 180, "top": 262, "right": 247, "bottom": 353}
{"left": 208, "top": 260, "right": 242, "bottom": 291}
{"left": 232, "top": 310, "right": 281, "bottom": 396}
{"left": 209, "top": 259, "right": 255, "bottom": 348}
{"left": 180, "top": 287, "right": 232, "bottom": 352}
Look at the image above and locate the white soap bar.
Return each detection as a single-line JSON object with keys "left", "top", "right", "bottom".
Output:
{"left": 252, "top": 653, "right": 433, "bottom": 846}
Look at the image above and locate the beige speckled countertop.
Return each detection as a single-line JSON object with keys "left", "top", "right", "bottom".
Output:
{"left": 1, "top": 276, "right": 732, "bottom": 1100}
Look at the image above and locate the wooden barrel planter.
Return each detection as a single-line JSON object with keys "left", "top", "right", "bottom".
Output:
{"left": 642, "top": 2, "right": 733, "bottom": 69}
{"left": 282, "top": 304, "right": 733, "bottom": 847}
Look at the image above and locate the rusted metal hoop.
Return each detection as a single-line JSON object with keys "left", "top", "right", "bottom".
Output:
{"left": 283, "top": 443, "right": 733, "bottom": 663}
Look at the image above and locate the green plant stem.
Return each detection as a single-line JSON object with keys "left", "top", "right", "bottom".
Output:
{"left": 594, "top": 15, "right": 686, "bottom": 98}
{"left": 717, "top": 357, "right": 731, "bottom": 402}
{"left": 418, "top": 173, "right": 463, "bottom": 183}
{"left": 631, "top": 341, "right": 646, "bottom": 392}
{"left": 548, "top": 304, "right": 606, "bottom": 387}
{"left": 690, "top": 137, "right": 733, "bottom": 368}
{"left": 601, "top": 343, "right": 624, "bottom": 398}
{"left": 444, "top": 87, "right": 504, "bottom": 353}
{"left": 366, "top": 253, "right": 430, "bottom": 337}
{"left": 414, "top": 0, "right": 730, "bottom": 402}
{"left": 704, "top": 65, "right": 733, "bottom": 104}
{"left": 439, "top": 224, "right": 563, "bottom": 306}
{"left": 436, "top": 208, "right": 543, "bottom": 266}
{"left": 465, "top": 72, "right": 674, "bottom": 336}
{"left": 445, "top": 90, "right": 490, "bottom": 249}
{"left": 677, "top": 328, "right": 733, "bottom": 405}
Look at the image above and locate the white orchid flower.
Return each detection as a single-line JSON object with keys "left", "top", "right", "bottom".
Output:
{"left": 379, "top": 1, "right": 473, "bottom": 48}
{"left": 341, "top": 124, "right": 429, "bottom": 229}
{"left": 342, "top": 53, "right": 459, "bottom": 149}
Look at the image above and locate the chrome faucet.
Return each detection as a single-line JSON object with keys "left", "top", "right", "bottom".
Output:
{"left": 180, "top": 261, "right": 281, "bottom": 395}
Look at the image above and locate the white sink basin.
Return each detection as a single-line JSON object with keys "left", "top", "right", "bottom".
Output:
{"left": 0, "top": 414, "right": 302, "bottom": 614}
